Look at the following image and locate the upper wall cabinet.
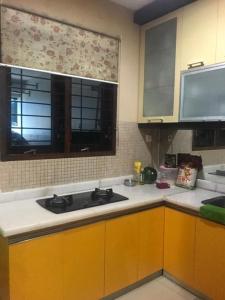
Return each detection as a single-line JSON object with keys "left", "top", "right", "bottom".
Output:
{"left": 216, "top": 0, "right": 225, "bottom": 63}
{"left": 180, "top": 0, "right": 218, "bottom": 70}
{"left": 139, "top": 13, "right": 182, "bottom": 123}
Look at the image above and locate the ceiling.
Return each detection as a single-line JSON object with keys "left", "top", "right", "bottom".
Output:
{"left": 109, "top": 0, "right": 155, "bottom": 11}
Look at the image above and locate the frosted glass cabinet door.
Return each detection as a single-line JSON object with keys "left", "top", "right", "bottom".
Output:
{"left": 180, "top": 64, "right": 225, "bottom": 121}
{"left": 143, "top": 18, "right": 177, "bottom": 118}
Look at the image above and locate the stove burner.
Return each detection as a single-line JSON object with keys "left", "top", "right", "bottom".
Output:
{"left": 92, "top": 188, "right": 113, "bottom": 200}
{"left": 46, "top": 194, "right": 73, "bottom": 208}
{"left": 36, "top": 188, "right": 128, "bottom": 214}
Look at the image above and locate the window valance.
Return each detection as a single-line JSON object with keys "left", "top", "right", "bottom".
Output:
{"left": 0, "top": 6, "right": 119, "bottom": 82}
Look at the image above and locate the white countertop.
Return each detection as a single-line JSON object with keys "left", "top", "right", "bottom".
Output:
{"left": 0, "top": 177, "right": 223, "bottom": 238}
{"left": 166, "top": 189, "right": 221, "bottom": 211}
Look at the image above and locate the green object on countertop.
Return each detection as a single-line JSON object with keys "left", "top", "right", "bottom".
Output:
{"left": 143, "top": 167, "right": 157, "bottom": 184}
{"left": 200, "top": 204, "right": 225, "bottom": 225}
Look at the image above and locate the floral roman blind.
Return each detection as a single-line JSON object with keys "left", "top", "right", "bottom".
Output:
{"left": 0, "top": 6, "right": 119, "bottom": 82}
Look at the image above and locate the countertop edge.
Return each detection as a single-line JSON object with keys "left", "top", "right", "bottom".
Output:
{"left": 6, "top": 200, "right": 200, "bottom": 244}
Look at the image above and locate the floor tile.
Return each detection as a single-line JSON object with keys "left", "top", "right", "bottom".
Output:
{"left": 115, "top": 276, "right": 199, "bottom": 300}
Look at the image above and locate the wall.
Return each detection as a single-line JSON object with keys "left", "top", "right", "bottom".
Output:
{"left": 159, "top": 129, "right": 225, "bottom": 166}
{"left": 0, "top": 0, "right": 153, "bottom": 191}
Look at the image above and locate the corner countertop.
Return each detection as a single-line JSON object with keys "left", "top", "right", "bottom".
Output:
{"left": 0, "top": 177, "right": 222, "bottom": 239}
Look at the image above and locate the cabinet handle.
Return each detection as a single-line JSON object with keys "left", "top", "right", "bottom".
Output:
{"left": 188, "top": 62, "right": 204, "bottom": 69}
{"left": 147, "top": 119, "right": 163, "bottom": 123}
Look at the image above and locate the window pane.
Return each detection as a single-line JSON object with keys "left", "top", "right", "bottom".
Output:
{"left": 22, "top": 129, "right": 51, "bottom": 144}
{"left": 72, "top": 83, "right": 81, "bottom": 96}
{"left": 11, "top": 129, "right": 28, "bottom": 146}
{"left": 72, "top": 96, "right": 81, "bottom": 107}
{"left": 82, "top": 109, "right": 98, "bottom": 119}
{"left": 82, "top": 119, "right": 97, "bottom": 131}
{"left": 22, "top": 116, "right": 51, "bottom": 129}
{"left": 22, "top": 75, "right": 51, "bottom": 92}
{"left": 71, "top": 108, "right": 81, "bottom": 118}
{"left": 22, "top": 90, "right": 51, "bottom": 104}
{"left": 22, "top": 102, "right": 51, "bottom": 116}
{"left": 71, "top": 78, "right": 116, "bottom": 152}
{"left": 83, "top": 97, "right": 99, "bottom": 108}
{"left": 71, "top": 119, "right": 81, "bottom": 130}
{"left": 82, "top": 85, "right": 100, "bottom": 98}
{"left": 9, "top": 68, "right": 52, "bottom": 148}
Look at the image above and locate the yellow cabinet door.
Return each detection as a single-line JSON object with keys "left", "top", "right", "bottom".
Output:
{"left": 195, "top": 218, "right": 225, "bottom": 300}
{"left": 164, "top": 208, "right": 196, "bottom": 288}
{"left": 181, "top": 0, "right": 218, "bottom": 70}
{"left": 62, "top": 222, "right": 105, "bottom": 300}
{"left": 9, "top": 233, "right": 63, "bottom": 300}
{"left": 105, "top": 213, "right": 139, "bottom": 296}
{"left": 138, "top": 207, "right": 164, "bottom": 280}
{"left": 216, "top": 0, "right": 225, "bottom": 63}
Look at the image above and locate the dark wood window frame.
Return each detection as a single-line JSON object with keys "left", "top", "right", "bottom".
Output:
{"left": 192, "top": 128, "right": 225, "bottom": 151}
{"left": 0, "top": 67, "right": 117, "bottom": 161}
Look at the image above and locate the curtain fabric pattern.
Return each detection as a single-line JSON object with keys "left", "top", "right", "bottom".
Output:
{"left": 0, "top": 6, "right": 119, "bottom": 82}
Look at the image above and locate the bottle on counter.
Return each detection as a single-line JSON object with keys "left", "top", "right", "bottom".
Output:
{"left": 133, "top": 160, "right": 142, "bottom": 184}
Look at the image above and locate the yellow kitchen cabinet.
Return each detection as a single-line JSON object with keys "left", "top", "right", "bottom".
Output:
{"left": 62, "top": 222, "right": 105, "bottom": 300}
{"left": 181, "top": 0, "right": 218, "bottom": 70}
{"left": 138, "top": 207, "right": 164, "bottom": 280}
{"left": 5, "top": 222, "right": 105, "bottom": 300}
{"left": 9, "top": 233, "right": 64, "bottom": 300}
{"left": 216, "top": 0, "right": 225, "bottom": 63}
{"left": 105, "top": 213, "right": 139, "bottom": 296}
{"left": 0, "top": 236, "right": 10, "bottom": 300}
{"left": 195, "top": 218, "right": 225, "bottom": 300}
{"left": 164, "top": 208, "right": 196, "bottom": 288}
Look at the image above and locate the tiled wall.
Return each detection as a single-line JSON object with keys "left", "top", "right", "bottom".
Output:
{"left": 0, "top": 122, "right": 151, "bottom": 192}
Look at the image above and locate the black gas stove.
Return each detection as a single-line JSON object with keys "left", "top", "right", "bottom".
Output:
{"left": 36, "top": 188, "right": 128, "bottom": 214}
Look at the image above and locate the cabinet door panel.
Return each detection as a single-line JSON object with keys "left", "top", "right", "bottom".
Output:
{"left": 62, "top": 222, "right": 105, "bottom": 300}
{"left": 144, "top": 86, "right": 174, "bottom": 117}
{"left": 180, "top": 66, "right": 225, "bottom": 121}
{"left": 105, "top": 214, "right": 139, "bottom": 296}
{"left": 138, "top": 207, "right": 164, "bottom": 279}
{"left": 195, "top": 218, "right": 225, "bottom": 300}
{"left": 216, "top": 0, "right": 225, "bottom": 63}
{"left": 181, "top": 0, "right": 217, "bottom": 70}
{"left": 139, "top": 13, "right": 182, "bottom": 123}
{"left": 9, "top": 234, "right": 63, "bottom": 300}
{"left": 143, "top": 18, "right": 177, "bottom": 118}
{"left": 164, "top": 208, "right": 196, "bottom": 288}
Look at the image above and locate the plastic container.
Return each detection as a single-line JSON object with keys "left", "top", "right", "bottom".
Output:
{"left": 159, "top": 165, "right": 178, "bottom": 186}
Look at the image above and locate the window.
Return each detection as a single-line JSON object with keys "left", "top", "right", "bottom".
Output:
{"left": 192, "top": 128, "right": 225, "bottom": 150}
{"left": 10, "top": 68, "right": 52, "bottom": 148}
{"left": 0, "top": 66, "right": 117, "bottom": 160}
{"left": 71, "top": 78, "right": 116, "bottom": 152}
